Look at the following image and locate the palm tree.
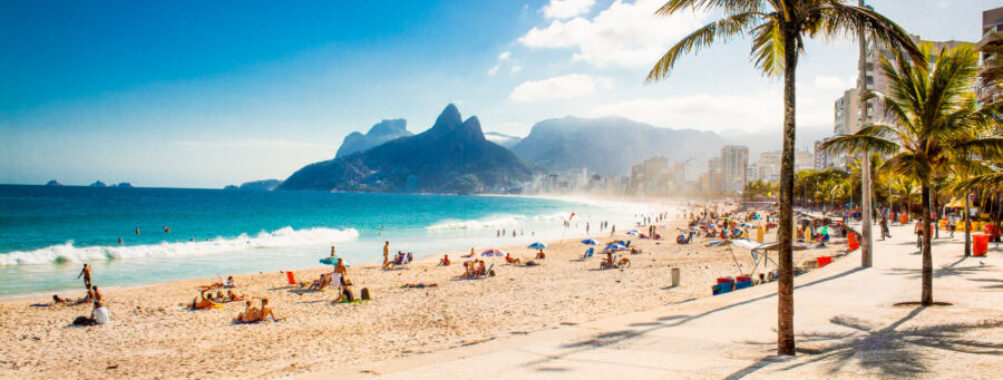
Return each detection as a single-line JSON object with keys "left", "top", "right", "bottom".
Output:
{"left": 822, "top": 43, "right": 1002, "bottom": 306}
{"left": 646, "top": 1, "right": 919, "bottom": 354}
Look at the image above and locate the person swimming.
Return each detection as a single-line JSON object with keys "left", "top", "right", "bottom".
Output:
{"left": 135, "top": 227, "right": 140, "bottom": 235}
{"left": 163, "top": 225, "right": 170, "bottom": 233}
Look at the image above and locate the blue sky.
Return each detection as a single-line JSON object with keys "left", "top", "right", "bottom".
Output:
{"left": 1, "top": 0, "right": 998, "bottom": 187}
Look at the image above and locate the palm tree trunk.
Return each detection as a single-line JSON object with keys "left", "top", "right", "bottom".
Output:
{"left": 921, "top": 184, "right": 933, "bottom": 305}
{"left": 964, "top": 195, "right": 972, "bottom": 256}
{"left": 777, "top": 32, "right": 798, "bottom": 357}
{"left": 857, "top": 13, "right": 873, "bottom": 267}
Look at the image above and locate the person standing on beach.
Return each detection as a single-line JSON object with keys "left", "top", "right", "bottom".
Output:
{"left": 77, "top": 264, "right": 91, "bottom": 290}
{"left": 383, "top": 241, "right": 390, "bottom": 269}
{"left": 586, "top": 223, "right": 589, "bottom": 235}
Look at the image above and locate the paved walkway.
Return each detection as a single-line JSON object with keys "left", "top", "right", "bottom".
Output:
{"left": 299, "top": 223, "right": 1003, "bottom": 379}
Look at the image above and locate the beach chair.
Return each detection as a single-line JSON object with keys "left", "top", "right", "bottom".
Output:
{"left": 583, "top": 247, "right": 595, "bottom": 259}
{"left": 285, "top": 271, "right": 297, "bottom": 285}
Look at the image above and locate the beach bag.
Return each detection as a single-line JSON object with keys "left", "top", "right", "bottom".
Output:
{"left": 360, "top": 287, "right": 371, "bottom": 300}
{"left": 342, "top": 288, "right": 355, "bottom": 302}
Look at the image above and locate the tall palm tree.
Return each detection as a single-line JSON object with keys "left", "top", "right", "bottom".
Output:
{"left": 646, "top": 0, "right": 920, "bottom": 354}
{"left": 822, "top": 43, "right": 1002, "bottom": 305}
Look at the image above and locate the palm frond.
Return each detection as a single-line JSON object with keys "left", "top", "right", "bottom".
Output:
{"left": 820, "top": 132, "right": 898, "bottom": 156}
{"left": 809, "top": 2, "right": 923, "bottom": 64}
{"left": 646, "top": 11, "right": 763, "bottom": 82}
{"left": 656, "top": 0, "right": 765, "bottom": 15}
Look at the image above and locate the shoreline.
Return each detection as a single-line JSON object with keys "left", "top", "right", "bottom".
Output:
{"left": 0, "top": 196, "right": 678, "bottom": 299}
{"left": 0, "top": 204, "right": 855, "bottom": 379}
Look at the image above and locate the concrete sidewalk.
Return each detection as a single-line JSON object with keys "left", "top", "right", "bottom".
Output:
{"left": 300, "top": 223, "right": 1003, "bottom": 379}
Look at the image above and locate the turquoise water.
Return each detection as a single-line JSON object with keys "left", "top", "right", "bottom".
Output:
{"left": 0, "top": 185, "right": 647, "bottom": 296}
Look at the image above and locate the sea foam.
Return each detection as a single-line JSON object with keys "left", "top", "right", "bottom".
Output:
{"left": 0, "top": 226, "right": 359, "bottom": 266}
{"left": 425, "top": 212, "right": 569, "bottom": 231}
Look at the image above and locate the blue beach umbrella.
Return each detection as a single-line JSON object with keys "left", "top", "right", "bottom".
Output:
{"left": 604, "top": 243, "right": 626, "bottom": 252}
{"left": 528, "top": 242, "right": 547, "bottom": 250}
{"left": 581, "top": 238, "right": 599, "bottom": 245}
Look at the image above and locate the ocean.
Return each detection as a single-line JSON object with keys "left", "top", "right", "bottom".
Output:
{"left": 0, "top": 185, "right": 651, "bottom": 296}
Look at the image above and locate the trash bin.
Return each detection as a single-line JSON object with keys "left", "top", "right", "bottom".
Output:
{"left": 973, "top": 235, "right": 989, "bottom": 257}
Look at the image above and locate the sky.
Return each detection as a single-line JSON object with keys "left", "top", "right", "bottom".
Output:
{"left": 1, "top": 0, "right": 998, "bottom": 188}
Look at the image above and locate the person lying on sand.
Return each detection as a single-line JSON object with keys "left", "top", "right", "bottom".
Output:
{"left": 191, "top": 290, "right": 218, "bottom": 310}
{"left": 52, "top": 294, "right": 73, "bottom": 303}
{"left": 308, "top": 273, "right": 332, "bottom": 291}
{"left": 222, "top": 290, "right": 246, "bottom": 303}
{"left": 504, "top": 253, "right": 520, "bottom": 264}
{"left": 402, "top": 283, "right": 438, "bottom": 289}
{"left": 233, "top": 300, "right": 259, "bottom": 323}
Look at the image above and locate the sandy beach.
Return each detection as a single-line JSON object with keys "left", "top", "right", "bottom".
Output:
{"left": 0, "top": 208, "right": 853, "bottom": 379}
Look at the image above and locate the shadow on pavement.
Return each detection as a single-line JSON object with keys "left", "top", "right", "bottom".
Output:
{"left": 725, "top": 307, "right": 1003, "bottom": 379}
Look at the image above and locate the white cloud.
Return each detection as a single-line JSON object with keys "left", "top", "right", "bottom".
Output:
{"left": 488, "top": 65, "right": 501, "bottom": 76}
{"left": 498, "top": 51, "right": 511, "bottom": 61}
{"left": 542, "top": 0, "right": 595, "bottom": 20}
{"left": 488, "top": 51, "right": 514, "bottom": 76}
{"left": 520, "top": 0, "right": 706, "bottom": 68}
{"left": 509, "top": 74, "right": 613, "bottom": 102}
{"left": 591, "top": 89, "right": 831, "bottom": 133}
{"left": 510, "top": 64, "right": 523, "bottom": 74}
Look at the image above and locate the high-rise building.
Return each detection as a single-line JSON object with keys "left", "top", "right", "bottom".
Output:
{"left": 834, "top": 88, "right": 860, "bottom": 136}
{"left": 978, "top": 7, "right": 1003, "bottom": 104}
{"left": 720, "top": 145, "right": 748, "bottom": 193}
{"left": 814, "top": 138, "right": 835, "bottom": 171}
{"left": 707, "top": 157, "right": 723, "bottom": 193}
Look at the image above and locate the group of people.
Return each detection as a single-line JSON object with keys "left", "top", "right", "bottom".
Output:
{"left": 66, "top": 263, "right": 110, "bottom": 326}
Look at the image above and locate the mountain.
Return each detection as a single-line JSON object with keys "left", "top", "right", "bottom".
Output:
{"left": 89, "top": 180, "right": 107, "bottom": 187}
{"left": 510, "top": 116, "right": 726, "bottom": 176}
{"left": 45, "top": 180, "right": 62, "bottom": 186}
{"left": 335, "top": 119, "right": 411, "bottom": 158}
{"left": 484, "top": 131, "right": 522, "bottom": 148}
{"left": 115, "top": 182, "right": 134, "bottom": 188}
{"left": 238, "top": 179, "right": 281, "bottom": 191}
{"left": 279, "top": 104, "right": 535, "bottom": 194}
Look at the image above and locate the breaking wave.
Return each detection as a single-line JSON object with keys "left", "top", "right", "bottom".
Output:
{"left": 0, "top": 226, "right": 359, "bottom": 266}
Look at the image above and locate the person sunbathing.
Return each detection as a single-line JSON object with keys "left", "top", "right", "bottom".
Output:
{"left": 52, "top": 294, "right": 73, "bottom": 303}
{"left": 535, "top": 249, "right": 546, "bottom": 260}
{"left": 402, "top": 283, "right": 438, "bottom": 289}
{"left": 191, "top": 290, "right": 217, "bottom": 310}
{"left": 476, "top": 260, "right": 487, "bottom": 276}
{"left": 256, "top": 299, "right": 276, "bottom": 321}
{"left": 224, "top": 276, "right": 236, "bottom": 288}
{"left": 601, "top": 253, "right": 614, "bottom": 270}
{"left": 617, "top": 257, "right": 631, "bottom": 268}
{"left": 504, "top": 253, "right": 521, "bottom": 264}
{"left": 308, "top": 273, "right": 332, "bottom": 291}
{"left": 439, "top": 254, "right": 451, "bottom": 266}
{"left": 233, "top": 300, "right": 259, "bottom": 323}
{"left": 225, "top": 290, "right": 246, "bottom": 302}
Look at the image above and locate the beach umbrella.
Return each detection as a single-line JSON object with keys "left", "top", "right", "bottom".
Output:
{"left": 815, "top": 226, "right": 829, "bottom": 235}
{"left": 528, "top": 242, "right": 547, "bottom": 250}
{"left": 625, "top": 230, "right": 639, "bottom": 236}
{"left": 319, "top": 256, "right": 349, "bottom": 268}
{"left": 604, "top": 243, "right": 626, "bottom": 252}
{"left": 581, "top": 238, "right": 599, "bottom": 245}
{"left": 739, "top": 223, "right": 752, "bottom": 227}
